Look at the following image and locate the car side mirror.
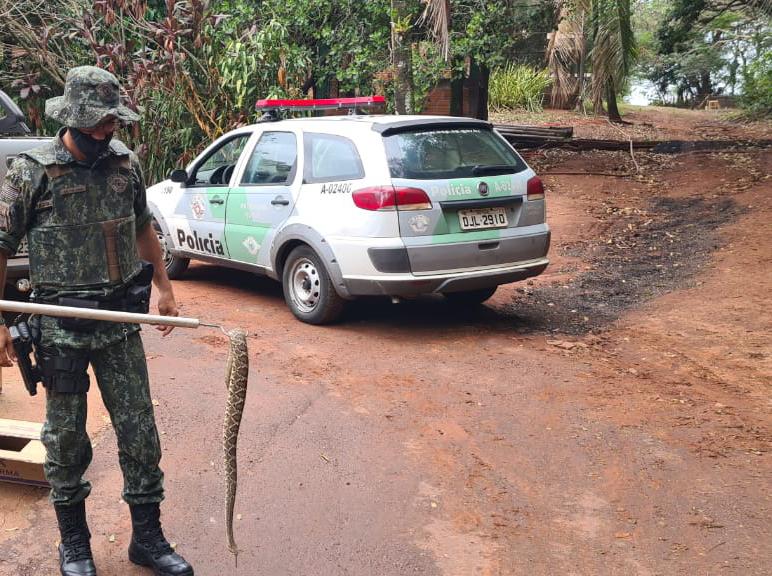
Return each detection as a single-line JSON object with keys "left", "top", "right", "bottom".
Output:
{"left": 0, "top": 90, "right": 31, "bottom": 135}
{"left": 169, "top": 169, "right": 188, "bottom": 184}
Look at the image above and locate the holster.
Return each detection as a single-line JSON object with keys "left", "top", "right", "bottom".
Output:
{"left": 9, "top": 321, "right": 42, "bottom": 396}
{"left": 123, "top": 260, "right": 154, "bottom": 315}
{"left": 37, "top": 346, "right": 90, "bottom": 394}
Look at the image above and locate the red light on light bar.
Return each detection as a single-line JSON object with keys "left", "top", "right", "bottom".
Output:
{"left": 256, "top": 96, "right": 386, "bottom": 111}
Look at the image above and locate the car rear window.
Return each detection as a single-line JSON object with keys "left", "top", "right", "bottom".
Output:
{"left": 303, "top": 133, "right": 365, "bottom": 183}
{"left": 383, "top": 128, "right": 526, "bottom": 179}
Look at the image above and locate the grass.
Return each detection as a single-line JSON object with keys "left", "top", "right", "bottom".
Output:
{"left": 488, "top": 64, "right": 553, "bottom": 113}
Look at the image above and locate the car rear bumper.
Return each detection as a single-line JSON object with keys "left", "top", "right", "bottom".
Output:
{"left": 342, "top": 256, "right": 549, "bottom": 296}
{"left": 405, "top": 226, "right": 550, "bottom": 274}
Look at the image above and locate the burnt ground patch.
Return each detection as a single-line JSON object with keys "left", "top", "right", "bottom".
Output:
{"left": 506, "top": 194, "right": 744, "bottom": 335}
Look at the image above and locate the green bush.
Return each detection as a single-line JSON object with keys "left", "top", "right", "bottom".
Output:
{"left": 740, "top": 52, "right": 772, "bottom": 118}
{"left": 488, "top": 64, "right": 552, "bottom": 112}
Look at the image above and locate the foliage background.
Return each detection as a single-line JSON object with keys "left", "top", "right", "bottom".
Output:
{"left": 1, "top": 0, "right": 769, "bottom": 183}
{"left": 635, "top": 0, "right": 771, "bottom": 109}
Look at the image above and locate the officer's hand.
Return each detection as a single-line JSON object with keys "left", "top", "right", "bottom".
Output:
{"left": 0, "top": 325, "right": 16, "bottom": 366}
{"left": 156, "top": 290, "right": 179, "bottom": 337}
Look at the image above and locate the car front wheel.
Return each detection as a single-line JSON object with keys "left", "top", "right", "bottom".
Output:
{"left": 282, "top": 245, "right": 345, "bottom": 325}
{"left": 443, "top": 286, "right": 497, "bottom": 305}
{"left": 153, "top": 219, "right": 189, "bottom": 279}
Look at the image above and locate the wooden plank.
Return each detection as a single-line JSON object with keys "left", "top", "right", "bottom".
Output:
{"left": 0, "top": 418, "right": 43, "bottom": 440}
{"left": 493, "top": 123, "right": 574, "bottom": 138}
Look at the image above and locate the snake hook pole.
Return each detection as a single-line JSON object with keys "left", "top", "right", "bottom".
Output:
{"left": 0, "top": 299, "right": 224, "bottom": 331}
{"left": 0, "top": 299, "right": 249, "bottom": 561}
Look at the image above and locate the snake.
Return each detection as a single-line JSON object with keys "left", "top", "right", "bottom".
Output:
{"left": 222, "top": 328, "right": 249, "bottom": 559}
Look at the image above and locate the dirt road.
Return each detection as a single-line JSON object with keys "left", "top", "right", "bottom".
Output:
{"left": 0, "top": 110, "right": 769, "bottom": 576}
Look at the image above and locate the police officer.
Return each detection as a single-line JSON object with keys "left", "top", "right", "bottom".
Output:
{"left": 0, "top": 67, "right": 193, "bottom": 576}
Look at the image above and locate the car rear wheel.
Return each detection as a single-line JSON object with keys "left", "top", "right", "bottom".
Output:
{"left": 282, "top": 245, "right": 345, "bottom": 325}
{"left": 153, "top": 219, "right": 189, "bottom": 279}
{"left": 443, "top": 286, "right": 497, "bottom": 305}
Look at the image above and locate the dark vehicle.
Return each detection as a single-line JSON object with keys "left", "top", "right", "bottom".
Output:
{"left": 0, "top": 90, "right": 50, "bottom": 298}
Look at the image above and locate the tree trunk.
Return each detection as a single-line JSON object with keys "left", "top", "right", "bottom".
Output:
{"left": 606, "top": 81, "right": 622, "bottom": 123}
{"left": 475, "top": 63, "right": 490, "bottom": 120}
{"left": 575, "top": 18, "right": 587, "bottom": 111}
{"left": 699, "top": 70, "right": 712, "bottom": 102}
{"left": 391, "top": 0, "right": 413, "bottom": 114}
{"left": 450, "top": 57, "right": 464, "bottom": 117}
{"left": 467, "top": 58, "right": 489, "bottom": 120}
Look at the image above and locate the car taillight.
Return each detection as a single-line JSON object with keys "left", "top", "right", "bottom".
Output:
{"left": 352, "top": 186, "right": 396, "bottom": 211}
{"left": 352, "top": 186, "right": 431, "bottom": 211}
{"left": 396, "top": 187, "right": 432, "bottom": 210}
{"left": 527, "top": 176, "right": 545, "bottom": 200}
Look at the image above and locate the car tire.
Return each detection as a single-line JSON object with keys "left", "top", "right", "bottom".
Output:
{"left": 282, "top": 245, "right": 345, "bottom": 325}
{"left": 443, "top": 286, "right": 497, "bottom": 305}
{"left": 153, "top": 219, "right": 189, "bottom": 279}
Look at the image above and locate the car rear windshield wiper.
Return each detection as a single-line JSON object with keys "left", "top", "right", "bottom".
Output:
{"left": 471, "top": 164, "right": 519, "bottom": 175}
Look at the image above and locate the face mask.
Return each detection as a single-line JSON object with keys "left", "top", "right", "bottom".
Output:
{"left": 69, "top": 127, "right": 113, "bottom": 163}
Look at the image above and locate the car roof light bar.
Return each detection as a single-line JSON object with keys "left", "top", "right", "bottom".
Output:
{"left": 256, "top": 96, "right": 386, "bottom": 112}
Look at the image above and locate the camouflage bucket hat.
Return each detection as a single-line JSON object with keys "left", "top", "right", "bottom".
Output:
{"left": 45, "top": 66, "right": 140, "bottom": 128}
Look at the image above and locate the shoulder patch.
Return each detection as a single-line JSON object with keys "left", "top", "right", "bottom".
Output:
{"left": 0, "top": 180, "right": 20, "bottom": 204}
{"left": 0, "top": 180, "right": 21, "bottom": 230}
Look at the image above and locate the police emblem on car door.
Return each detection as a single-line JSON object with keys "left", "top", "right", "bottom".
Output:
{"left": 173, "top": 134, "right": 250, "bottom": 258}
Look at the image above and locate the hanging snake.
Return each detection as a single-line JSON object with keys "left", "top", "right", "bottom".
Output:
{"left": 222, "top": 328, "right": 249, "bottom": 560}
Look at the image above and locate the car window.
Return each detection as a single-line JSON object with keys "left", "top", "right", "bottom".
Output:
{"left": 191, "top": 134, "right": 250, "bottom": 187}
{"left": 383, "top": 128, "right": 526, "bottom": 179}
{"left": 241, "top": 132, "right": 297, "bottom": 186}
{"left": 303, "top": 133, "right": 364, "bottom": 183}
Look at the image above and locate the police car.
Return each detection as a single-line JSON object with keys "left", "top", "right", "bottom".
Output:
{"left": 147, "top": 97, "right": 550, "bottom": 324}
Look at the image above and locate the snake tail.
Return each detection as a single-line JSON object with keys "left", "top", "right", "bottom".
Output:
{"left": 223, "top": 328, "right": 248, "bottom": 557}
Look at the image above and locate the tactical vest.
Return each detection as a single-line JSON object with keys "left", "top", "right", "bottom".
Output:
{"left": 23, "top": 145, "right": 141, "bottom": 291}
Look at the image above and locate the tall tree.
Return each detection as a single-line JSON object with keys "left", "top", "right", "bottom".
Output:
{"left": 548, "top": 0, "right": 637, "bottom": 122}
{"left": 391, "top": 0, "right": 416, "bottom": 113}
{"left": 653, "top": 0, "right": 771, "bottom": 106}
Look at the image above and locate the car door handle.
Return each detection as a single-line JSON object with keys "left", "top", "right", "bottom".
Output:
{"left": 209, "top": 197, "right": 224, "bottom": 205}
{"left": 271, "top": 197, "right": 290, "bottom": 206}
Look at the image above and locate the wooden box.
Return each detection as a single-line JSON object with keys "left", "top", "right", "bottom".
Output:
{"left": 0, "top": 418, "right": 48, "bottom": 487}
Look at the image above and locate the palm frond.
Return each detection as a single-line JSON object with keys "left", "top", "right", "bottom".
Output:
{"left": 419, "top": 0, "right": 450, "bottom": 61}
{"left": 750, "top": 0, "right": 772, "bottom": 15}
{"left": 588, "top": 0, "right": 635, "bottom": 109}
{"left": 547, "top": 19, "right": 584, "bottom": 107}
{"left": 546, "top": 3, "right": 585, "bottom": 108}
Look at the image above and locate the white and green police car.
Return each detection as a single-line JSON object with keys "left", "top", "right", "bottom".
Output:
{"left": 147, "top": 97, "right": 550, "bottom": 324}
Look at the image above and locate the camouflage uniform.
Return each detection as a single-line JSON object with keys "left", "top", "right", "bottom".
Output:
{"left": 0, "top": 68, "right": 163, "bottom": 507}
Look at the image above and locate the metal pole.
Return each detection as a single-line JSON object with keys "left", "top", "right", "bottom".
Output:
{"left": 0, "top": 299, "right": 201, "bottom": 329}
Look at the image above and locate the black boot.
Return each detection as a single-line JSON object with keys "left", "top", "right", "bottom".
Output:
{"left": 54, "top": 501, "right": 97, "bottom": 576}
{"left": 128, "top": 503, "right": 193, "bottom": 576}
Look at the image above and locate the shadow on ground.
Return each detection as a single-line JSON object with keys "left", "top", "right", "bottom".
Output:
{"left": 508, "top": 195, "right": 743, "bottom": 334}
{"left": 169, "top": 192, "right": 742, "bottom": 337}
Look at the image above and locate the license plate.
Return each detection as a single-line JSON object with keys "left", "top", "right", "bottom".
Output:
{"left": 458, "top": 207, "right": 508, "bottom": 231}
